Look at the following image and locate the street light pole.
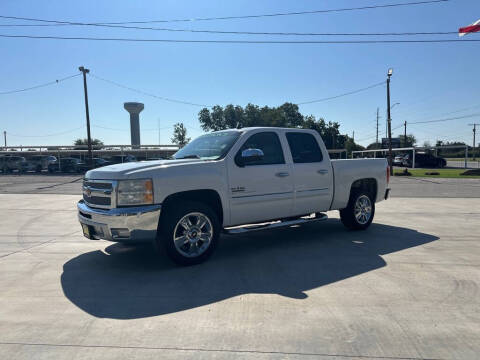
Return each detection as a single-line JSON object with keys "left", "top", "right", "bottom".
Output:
{"left": 469, "top": 123, "right": 479, "bottom": 160}
{"left": 387, "top": 68, "right": 393, "bottom": 175}
{"left": 79, "top": 66, "right": 93, "bottom": 168}
{"left": 3, "top": 131, "right": 6, "bottom": 149}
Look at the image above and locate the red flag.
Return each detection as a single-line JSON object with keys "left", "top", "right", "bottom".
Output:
{"left": 459, "top": 19, "right": 480, "bottom": 36}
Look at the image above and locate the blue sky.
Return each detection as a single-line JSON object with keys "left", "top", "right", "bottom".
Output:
{"left": 1, "top": 0, "right": 479, "bottom": 147}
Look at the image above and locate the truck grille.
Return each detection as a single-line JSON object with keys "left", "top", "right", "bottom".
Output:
{"left": 83, "top": 179, "right": 116, "bottom": 209}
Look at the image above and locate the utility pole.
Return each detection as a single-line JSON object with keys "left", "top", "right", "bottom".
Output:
{"left": 3, "top": 131, "right": 6, "bottom": 149}
{"left": 376, "top": 108, "right": 379, "bottom": 147}
{"left": 386, "top": 68, "right": 393, "bottom": 175}
{"left": 79, "top": 66, "right": 93, "bottom": 168}
{"left": 404, "top": 121, "right": 407, "bottom": 147}
{"left": 469, "top": 123, "right": 479, "bottom": 160}
{"left": 352, "top": 131, "right": 355, "bottom": 142}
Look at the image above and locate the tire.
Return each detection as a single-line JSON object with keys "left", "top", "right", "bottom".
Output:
{"left": 340, "top": 190, "right": 375, "bottom": 230}
{"left": 157, "top": 201, "right": 220, "bottom": 265}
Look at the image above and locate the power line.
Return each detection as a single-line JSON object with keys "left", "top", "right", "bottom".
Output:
{"left": 93, "top": 124, "right": 171, "bottom": 131}
{"left": 297, "top": 81, "right": 385, "bottom": 105}
{"left": 1, "top": 33, "right": 477, "bottom": 44}
{"left": 0, "top": 16, "right": 461, "bottom": 37}
{"left": 0, "top": 74, "right": 80, "bottom": 95}
{"left": 0, "top": 1, "right": 449, "bottom": 26}
{"left": 7, "top": 126, "right": 85, "bottom": 137}
{"left": 0, "top": 22, "right": 460, "bottom": 37}
{"left": 89, "top": 73, "right": 211, "bottom": 107}
{"left": 408, "top": 113, "right": 480, "bottom": 125}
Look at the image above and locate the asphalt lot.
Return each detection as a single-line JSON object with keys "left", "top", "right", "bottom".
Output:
{"left": 1, "top": 173, "right": 480, "bottom": 198}
{"left": 0, "top": 178, "right": 479, "bottom": 359}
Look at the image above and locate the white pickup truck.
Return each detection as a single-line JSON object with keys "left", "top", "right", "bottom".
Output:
{"left": 78, "top": 127, "right": 390, "bottom": 265}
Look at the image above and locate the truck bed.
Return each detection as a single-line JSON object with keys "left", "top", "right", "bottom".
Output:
{"left": 330, "top": 158, "right": 388, "bottom": 210}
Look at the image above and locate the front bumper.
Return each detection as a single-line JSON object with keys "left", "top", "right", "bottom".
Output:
{"left": 77, "top": 200, "right": 161, "bottom": 243}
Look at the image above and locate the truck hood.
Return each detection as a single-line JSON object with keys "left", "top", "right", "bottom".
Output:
{"left": 85, "top": 159, "right": 203, "bottom": 180}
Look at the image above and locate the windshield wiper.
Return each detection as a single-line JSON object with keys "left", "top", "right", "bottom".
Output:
{"left": 176, "top": 155, "right": 200, "bottom": 159}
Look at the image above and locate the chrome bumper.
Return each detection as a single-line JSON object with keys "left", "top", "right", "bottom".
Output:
{"left": 77, "top": 200, "right": 161, "bottom": 243}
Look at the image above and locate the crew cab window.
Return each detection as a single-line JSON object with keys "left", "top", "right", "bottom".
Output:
{"left": 286, "top": 132, "right": 323, "bottom": 163}
{"left": 236, "top": 132, "right": 285, "bottom": 166}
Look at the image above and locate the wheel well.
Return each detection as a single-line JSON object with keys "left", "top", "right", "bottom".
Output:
{"left": 350, "top": 178, "right": 377, "bottom": 200}
{"left": 161, "top": 189, "right": 224, "bottom": 225}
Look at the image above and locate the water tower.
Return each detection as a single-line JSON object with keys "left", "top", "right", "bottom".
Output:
{"left": 124, "top": 102, "right": 144, "bottom": 148}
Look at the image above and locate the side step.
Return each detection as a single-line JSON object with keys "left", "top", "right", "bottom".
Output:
{"left": 223, "top": 213, "right": 328, "bottom": 235}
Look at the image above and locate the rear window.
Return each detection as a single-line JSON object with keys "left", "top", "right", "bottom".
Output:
{"left": 286, "top": 132, "right": 323, "bottom": 163}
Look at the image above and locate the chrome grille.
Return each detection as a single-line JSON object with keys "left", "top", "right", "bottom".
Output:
{"left": 82, "top": 179, "right": 116, "bottom": 209}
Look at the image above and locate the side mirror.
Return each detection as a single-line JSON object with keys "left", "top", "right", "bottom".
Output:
{"left": 237, "top": 148, "right": 264, "bottom": 166}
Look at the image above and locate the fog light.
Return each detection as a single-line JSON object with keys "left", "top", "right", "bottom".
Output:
{"left": 111, "top": 228, "right": 130, "bottom": 239}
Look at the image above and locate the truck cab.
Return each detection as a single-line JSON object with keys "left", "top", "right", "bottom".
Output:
{"left": 78, "top": 127, "right": 389, "bottom": 265}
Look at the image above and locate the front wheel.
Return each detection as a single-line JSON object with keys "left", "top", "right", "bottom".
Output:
{"left": 340, "top": 191, "right": 375, "bottom": 230}
{"left": 157, "top": 201, "right": 220, "bottom": 265}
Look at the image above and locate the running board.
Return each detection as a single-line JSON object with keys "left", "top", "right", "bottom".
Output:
{"left": 223, "top": 213, "right": 328, "bottom": 235}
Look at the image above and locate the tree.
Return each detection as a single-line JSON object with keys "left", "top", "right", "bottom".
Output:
{"left": 367, "top": 142, "right": 382, "bottom": 150}
{"left": 171, "top": 123, "right": 190, "bottom": 147}
{"left": 198, "top": 102, "right": 305, "bottom": 131}
{"left": 198, "top": 103, "right": 349, "bottom": 149}
{"left": 398, "top": 134, "right": 416, "bottom": 147}
{"left": 74, "top": 138, "right": 104, "bottom": 147}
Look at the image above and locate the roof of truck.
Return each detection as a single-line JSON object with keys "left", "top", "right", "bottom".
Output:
{"left": 215, "top": 127, "right": 314, "bottom": 132}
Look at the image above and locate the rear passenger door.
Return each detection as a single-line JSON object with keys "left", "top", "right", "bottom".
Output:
{"left": 227, "top": 131, "right": 294, "bottom": 226}
{"left": 286, "top": 132, "right": 333, "bottom": 215}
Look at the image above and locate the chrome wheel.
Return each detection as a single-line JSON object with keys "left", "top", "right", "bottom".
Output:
{"left": 354, "top": 195, "right": 372, "bottom": 225}
{"left": 173, "top": 212, "right": 213, "bottom": 258}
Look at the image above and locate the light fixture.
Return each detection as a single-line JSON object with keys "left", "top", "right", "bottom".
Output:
{"left": 388, "top": 68, "right": 393, "bottom": 76}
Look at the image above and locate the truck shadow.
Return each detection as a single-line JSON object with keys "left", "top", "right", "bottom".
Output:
{"left": 61, "top": 220, "right": 438, "bottom": 319}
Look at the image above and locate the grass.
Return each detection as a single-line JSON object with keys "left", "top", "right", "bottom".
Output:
{"left": 394, "top": 168, "right": 480, "bottom": 178}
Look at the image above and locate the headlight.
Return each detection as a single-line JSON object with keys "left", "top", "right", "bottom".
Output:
{"left": 117, "top": 179, "right": 154, "bottom": 206}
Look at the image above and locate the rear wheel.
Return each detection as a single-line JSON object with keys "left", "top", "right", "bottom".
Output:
{"left": 157, "top": 201, "right": 220, "bottom": 265}
{"left": 340, "top": 191, "right": 375, "bottom": 230}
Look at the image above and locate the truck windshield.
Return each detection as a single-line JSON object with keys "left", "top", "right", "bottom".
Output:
{"left": 174, "top": 131, "right": 241, "bottom": 160}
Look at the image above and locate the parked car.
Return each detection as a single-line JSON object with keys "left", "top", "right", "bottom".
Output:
{"left": 76, "top": 158, "right": 111, "bottom": 172}
{"left": 402, "top": 153, "right": 446, "bottom": 168}
{"left": 78, "top": 127, "right": 390, "bottom": 265}
{"left": 393, "top": 154, "right": 406, "bottom": 166}
{"left": 108, "top": 154, "right": 137, "bottom": 164}
{"left": 28, "top": 155, "right": 57, "bottom": 172}
{"left": 48, "top": 158, "right": 85, "bottom": 173}
{"left": 2, "top": 156, "right": 32, "bottom": 173}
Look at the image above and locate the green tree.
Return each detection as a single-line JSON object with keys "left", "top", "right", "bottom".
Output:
{"left": 398, "top": 134, "right": 416, "bottom": 147}
{"left": 171, "top": 123, "right": 191, "bottom": 147}
{"left": 197, "top": 102, "right": 357, "bottom": 151}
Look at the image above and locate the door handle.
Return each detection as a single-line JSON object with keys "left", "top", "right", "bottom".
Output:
{"left": 317, "top": 169, "right": 329, "bottom": 175}
{"left": 275, "top": 172, "right": 290, "bottom": 178}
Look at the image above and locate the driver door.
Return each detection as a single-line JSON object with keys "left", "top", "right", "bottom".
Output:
{"left": 227, "top": 131, "right": 294, "bottom": 226}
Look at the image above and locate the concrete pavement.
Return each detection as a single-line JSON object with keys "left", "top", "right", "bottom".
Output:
{"left": 1, "top": 174, "right": 480, "bottom": 198}
{"left": 0, "top": 194, "right": 479, "bottom": 359}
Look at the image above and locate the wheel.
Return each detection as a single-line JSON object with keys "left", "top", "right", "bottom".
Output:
{"left": 340, "top": 191, "right": 375, "bottom": 230}
{"left": 36, "top": 165, "right": 42, "bottom": 173}
{"left": 157, "top": 201, "right": 220, "bottom": 265}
